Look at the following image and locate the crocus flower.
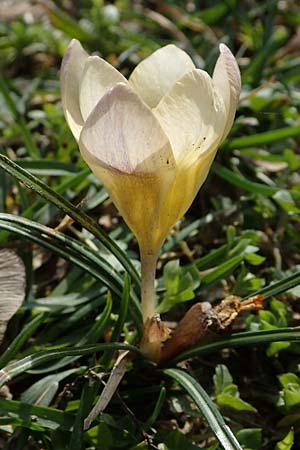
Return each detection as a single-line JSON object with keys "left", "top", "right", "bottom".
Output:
{"left": 60, "top": 40, "right": 241, "bottom": 344}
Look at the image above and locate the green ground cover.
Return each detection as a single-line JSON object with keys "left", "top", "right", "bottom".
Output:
{"left": 1, "top": 0, "right": 300, "bottom": 448}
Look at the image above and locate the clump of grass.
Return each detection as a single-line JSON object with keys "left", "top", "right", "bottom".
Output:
{"left": 1, "top": 1, "right": 300, "bottom": 449}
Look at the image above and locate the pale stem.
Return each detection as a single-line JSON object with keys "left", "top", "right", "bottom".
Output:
{"left": 140, "top": 247, "right": 159, "bottom": 322}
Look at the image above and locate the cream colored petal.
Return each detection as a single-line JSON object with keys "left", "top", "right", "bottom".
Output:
{"left": 79, "top": 56, "right": 127, "bottom": 121}
{"left": 129, "top": 45, "right": 195, "bottom": 108}
{"left": 79, "top": 83, "right": 177, "bottom": 251}
{"left": 79, "top": 83, "right": 175, "bottom": 174}
{"left": 213, "top": 43, "right": 241, "bottom": 141}
{"left": 60, "top": 39, "right": 88, "bottom": 141}
{"left": 154, "top": 68, "right": 226, "bottom": 166}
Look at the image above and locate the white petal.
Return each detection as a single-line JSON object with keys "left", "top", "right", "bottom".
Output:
{"left": 79, "top": 56, "right": 127, "bottom": 121}
{"left": 60, "top": 39, "right": 88, "bottom": 141}
{"left": 79, "top": 83, "right": 176, "bottom": 251}
{"left": 213, "top": 43, "right": 241, "bottom": 141}
{"left": 79, "top": 83, "right": 175, "bottom": 174}
{"left": 154, "top": 69, "right": 226, "bottom": 165}
{"left": 129, "top": 45, "right": 195, "bottom": 108}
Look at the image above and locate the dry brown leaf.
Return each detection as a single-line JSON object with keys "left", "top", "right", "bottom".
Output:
{"left": 84, "top": 350, "right": 131, "bottom": 430}
{"left": 0, "top": 249, "right": 26, "bottom": 343}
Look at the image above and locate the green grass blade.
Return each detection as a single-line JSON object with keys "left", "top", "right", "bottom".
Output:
{"left": 86, "top": 292, "right": 112, "bottom": 342}
{"left": 109, "top": 273, "right": 130, "bottom": 342}
{"left": 39, "top": 296, "right": 106, "bottom": 342}
{"left": 0, "top": 154, "right": 140, "bottom": 287}
{"left": 0, "top": 76, "right": 40, "bottom": 159}
{"left": 0, "top": 398, "right": 75, "bottom": 431}
{"left": 17, "top": 160, "right": 80, "bottom": 176}
{"left": 213, "top": 163, "right": 279, "bottom": 197}
{"left": 101, "top": 274, "right": 130, "bottom": 368}
{"left": 0, "top": 343, "right": 141, "bottom": 388}
{"left": 0, "top": 313, "right": 48, "bottom": 367}
{"left": 0, "top": 217, "right": 123, "bottom": 295}
{"left": 243, "top": 270, "right": 300, "bottom": 301}
{"left": 68, "top": 379, "right": 98, "bottom": 450}
{"left": 45, "top": 3, "right": 94, "bottom": 43}
{"left": 193, "top": 243, "right": 229, "bottom": 271}
{"left": 36, "top": 294, "right": 114, "bottom": 373}
{"left": 0, "top": 214, "right": 142, "bottom": 329}
{"left": 173, "top": 327, "right": 300, "bottom": 363}
{"left": 143, "top": 386, "right": 166, "bottom": 432}
{"left": 163, "top": 368, "right": 242, "bottom": 450}
{"left": 200, "top": 255, "right": 244, "bottom": 288}
{"left": 227, "top": 126, "right": 300, "bottom": 149}
{"left": 0, "top": 167, "right": 91, "bottom": 244}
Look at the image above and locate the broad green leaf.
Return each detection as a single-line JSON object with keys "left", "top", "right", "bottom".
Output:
{"left": 267, "top": 341, "right": 291, "bottom": 357}
{"left": 213, "top": 365, "right": 233, "bottom": 395}
{"left": 236, "top": 428, "right": 262, "bottom": 450}
{"left": 275, "top": 428, "right": 294, "bottom": 450}
{"left": 278, "top": 373, "right": 299, "bottom": 389}
{"left": 157, "top": 260, "right": 195, "bottom": 314}
{"left": 217, "top": 392, "right": 257, "bottom": 413}
{"left": 244, "top": 252, "right": 266, "bottom": 265}
{"left": 214, "top": 366, "right": 257, "bottom": 413}
{"left": 162, "top": 430, "right": 200, "bottom": 450}
{"left": 270, "top": 299, "right": 289, "bottom": 327}
{"left": 284, "top": 386, "right": 300, "bottom": 409}
{"left": 89, "top": 422, "right": 113, "bottom": 450}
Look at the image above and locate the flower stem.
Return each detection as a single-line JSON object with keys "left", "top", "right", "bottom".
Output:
{"left": 140, "top": 247, "right": 158, "bottom": 322}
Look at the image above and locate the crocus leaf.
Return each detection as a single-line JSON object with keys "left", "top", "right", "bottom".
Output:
{"left": 164, "top": 368, "right": 243, "bottom": 450}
